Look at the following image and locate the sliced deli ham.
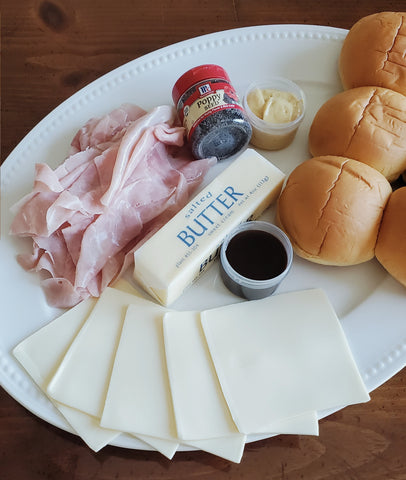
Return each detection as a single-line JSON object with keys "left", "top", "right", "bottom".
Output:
{"left": 69, "top": 103, "right": 147, "bottom": 154}
{"left": 99, "top": 105, "right": 182, "bottom": 205}
{"left": 10, "top": 104, "right": 216, "bottom": 308}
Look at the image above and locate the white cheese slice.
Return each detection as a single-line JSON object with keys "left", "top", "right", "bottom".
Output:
{"left": 185, "top": 436, "right": 246, "bottom": 463}
{"left": 47, "top": 287, "right": 145, "bottom": 417}
{"left": 133, "top": 148, "right": 286, "bottom": 306}
{"left": 100, "top": 303, "right": 178, "bottom": 444}
{"left": 12, "top": 297, "right": 121, "bottom": 452}
{"left": 13, "top": 298, "right": 96, "bottom": 388}
{"left": 55, "top": 406, "right": 121, "bottom": 451}
{"left": 163, "top": 310, "right": 246, "bottom": 462}
{"left": 163, "top": 310, "right": 241, "bottom": 440}
{"left": 201, "top": 288, "right": 370, "bottom": 434}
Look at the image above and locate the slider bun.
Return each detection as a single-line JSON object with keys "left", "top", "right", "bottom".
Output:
{"left": 339, "top": 12, "right": 406, "bottom": 95}
{"left": 276, "top": 156, "right": 392, "bottom": 266}
{"left": 308, "top": 86, "right": 406, "bottom": 182}
{"left": 375, "top": 187, "right": 406, "bottom": 288}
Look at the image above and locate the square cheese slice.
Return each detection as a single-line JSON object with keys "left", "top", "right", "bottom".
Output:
{"left": 201, "top": 289, "right": 370, "bottom": 434}
{"left": 100, "top": 303, "right": 178, "bottom": 443}
{"left": 47, "top": 287, "right": 143, "bottom": 417}
{"left": 13, "top": 297, "right": 121, "bottom": 452}
{"left": 133, "top": 148, "right": 285, "bottom": 306}
{"left": 163, "top": 310, "right": 246, "bottom": 462}
{"left": 163, "top": 310, "right": 241, "bottom": 440}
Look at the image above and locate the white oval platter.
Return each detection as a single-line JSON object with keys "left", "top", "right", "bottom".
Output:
{"left": 1, "top": 24, "right": 406, "bottom": 451}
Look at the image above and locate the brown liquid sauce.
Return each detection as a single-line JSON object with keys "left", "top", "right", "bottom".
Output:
{"left": 225, "top": 230, "right": 288, "bottom": 280}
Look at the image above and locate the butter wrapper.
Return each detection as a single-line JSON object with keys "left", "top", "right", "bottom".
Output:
{"left": 133, "top": 148, "right": 286, "bottom": 306}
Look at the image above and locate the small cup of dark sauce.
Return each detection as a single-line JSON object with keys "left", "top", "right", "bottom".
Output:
{"left": 220, "top": 221, "right": 293, "bottom": 300}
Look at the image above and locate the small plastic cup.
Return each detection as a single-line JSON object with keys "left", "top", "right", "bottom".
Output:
{"left": 243, "top": 77, "right": 305, "bottom": 150}
{"left": 219, "top": 221, "right": 293, "bottom": 300}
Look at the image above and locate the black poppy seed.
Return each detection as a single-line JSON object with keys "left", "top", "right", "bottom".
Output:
{"left": 190, "top": 110, "right": 252, "bottom": 160}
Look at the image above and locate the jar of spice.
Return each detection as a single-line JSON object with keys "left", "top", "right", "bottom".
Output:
{"left": 172, "top": 64, "right": 252, "bottom": 161}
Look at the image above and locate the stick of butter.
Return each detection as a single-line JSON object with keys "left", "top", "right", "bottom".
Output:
{"left": 133, "top": 148, "right": 286, "bottom": 306}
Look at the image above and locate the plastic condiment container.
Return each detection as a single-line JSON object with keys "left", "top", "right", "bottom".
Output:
{"left": 243, "top": 77, "right": 305, "bottom": 151}
{"left": 172, "top": 64, "right": 252, "bottom": 160}
{"left": 219, "top": 221, "right": 293, "bottom": 300}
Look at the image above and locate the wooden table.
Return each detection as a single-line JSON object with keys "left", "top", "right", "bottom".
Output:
{"left": 1, "top": 1, "right": 405, "bottom": 478}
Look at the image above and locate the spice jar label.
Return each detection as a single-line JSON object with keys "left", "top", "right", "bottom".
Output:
{"left": 181, "top": 82, "right": 243, "bottom": 140}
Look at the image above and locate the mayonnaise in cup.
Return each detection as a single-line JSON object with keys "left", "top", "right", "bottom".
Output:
{"left": 243, "top": 77, "right": 305, "bottom": 150}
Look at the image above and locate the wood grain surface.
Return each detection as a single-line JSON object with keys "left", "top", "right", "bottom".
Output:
{"left": 1, "top": 1, "right": 406, "bottom": 479}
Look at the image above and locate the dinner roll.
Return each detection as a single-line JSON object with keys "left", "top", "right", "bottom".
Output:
{"left": 276, "top": 156, "right": 392, "bottom": 266}
{"left": 308, "top": 86, "right": 406, "bottom": 182}
{"left": 339, "top": 12, "right": 406, "bottom": 95}
{"left": 375, "top": 187, "right": 406, "bottom": 288}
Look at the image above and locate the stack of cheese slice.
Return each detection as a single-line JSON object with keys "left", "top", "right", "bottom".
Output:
{"left": 13, "top": 280, "right": 370, "bottom": 463}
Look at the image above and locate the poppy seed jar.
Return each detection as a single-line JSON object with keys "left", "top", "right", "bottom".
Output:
{"left": 172, "top": 64, "right": 252, "bottom": 160}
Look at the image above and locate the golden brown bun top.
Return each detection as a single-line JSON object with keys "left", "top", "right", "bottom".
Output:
{"left": 375, "top": 186, "right": 406, "bottom": 288}
{"left": 339, "top": 12, "right": 406, "bottom": 95}
{"left": 308, "top": 86, "right": 406, "bottom": 182}
{"left": 277, "top": 155, "right": 392, "bottom": 266}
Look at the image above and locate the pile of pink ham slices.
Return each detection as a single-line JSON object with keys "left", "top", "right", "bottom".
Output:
{"left": 10, "top": 104, "right": 215, "bottom": 308}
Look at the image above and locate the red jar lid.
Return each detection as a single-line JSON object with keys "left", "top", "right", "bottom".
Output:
{"left": 172, "top": 64, "right": 231, "bottom": 105}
